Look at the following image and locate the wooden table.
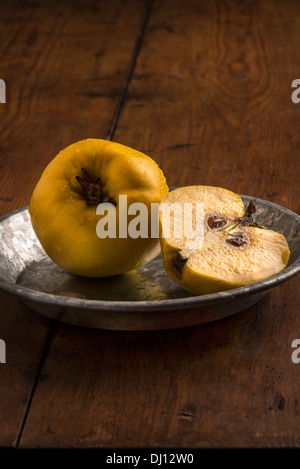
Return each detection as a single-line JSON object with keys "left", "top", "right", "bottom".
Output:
{"left": 0, "top": 0, "right": 299, "bottom": 450}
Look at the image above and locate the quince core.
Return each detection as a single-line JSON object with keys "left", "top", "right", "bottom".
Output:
{"left": 159, "top": 186, "right": 290, "bottom": 295}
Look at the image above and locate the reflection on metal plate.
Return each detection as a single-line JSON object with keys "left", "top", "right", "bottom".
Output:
{"left": 0, "top": 194, "right": 299, "bottom": 330}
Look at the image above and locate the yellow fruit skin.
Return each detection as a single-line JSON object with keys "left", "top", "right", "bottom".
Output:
{"left": 29, "top": 139, "right": 169, "bottom": 277}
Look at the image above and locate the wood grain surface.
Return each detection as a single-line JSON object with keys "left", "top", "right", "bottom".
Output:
{"left": 0, "top": 0, "right": 299, "bottom": 448}
{"left": 0, "top": 0, "right": 150, "bottom": 447}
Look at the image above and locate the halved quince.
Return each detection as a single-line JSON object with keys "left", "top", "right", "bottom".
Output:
{"left": 29, "top": 139, "right": 168, "bottom": 277}
{"left": 159, "top": 186, "right": 290, "bottom": 294}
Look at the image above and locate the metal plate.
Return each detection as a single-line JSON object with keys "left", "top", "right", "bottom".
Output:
{"left": 0, "top": 195, "right": 299, "bottom": 330}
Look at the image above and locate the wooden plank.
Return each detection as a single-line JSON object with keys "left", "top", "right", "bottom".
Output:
{"left": 0, "top": 0, "right": 149, "bottom": 216}
{"left": 18, "top": 0, "right": 300, "bottom": 448}
{"left": 0, "top": 0, "right": 150, "bottom": 447}
{"left": 114, "top": 0, "right": 300, "bottom": 213}
{"left": 0, "top": 292, "right": 51, "bottom": 448}
{"left": 20, "top": 279, "right": 300, "bottom": 448}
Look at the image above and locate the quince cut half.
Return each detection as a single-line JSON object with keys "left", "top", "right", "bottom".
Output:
{"left": 159, "top": 186, "right": 290, "bottom": 295}
{"left": 30, "top": 139, "right": 168, "bottom": 277}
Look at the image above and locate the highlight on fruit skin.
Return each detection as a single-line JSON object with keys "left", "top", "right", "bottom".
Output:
{"left": 29, "top": 138, "right": 169, "bottom": 277}
{"left": 159, "top": 185, "right": 290, "bottom": 295}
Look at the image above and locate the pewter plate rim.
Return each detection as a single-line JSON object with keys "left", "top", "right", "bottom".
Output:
{"left": 0, "top": 194, "right": 299, "bottom": 313}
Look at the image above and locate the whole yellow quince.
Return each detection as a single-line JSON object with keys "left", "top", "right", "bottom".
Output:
{"left": 29, "top": 139, "right": 168, "bottom": 277}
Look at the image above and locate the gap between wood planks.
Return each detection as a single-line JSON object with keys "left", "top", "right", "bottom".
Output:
{"left": 108, "top": 0, "right": 154, "bottom": 141}
{"left": 14, "top": 322, "right": 57, "bottom": 448}
{"left": 14, "top": 0, "right": 154, "bottom": 448}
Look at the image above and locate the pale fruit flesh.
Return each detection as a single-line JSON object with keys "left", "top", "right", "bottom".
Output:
{"left": 159, "top": 186, "right": 290, "bottom": 295}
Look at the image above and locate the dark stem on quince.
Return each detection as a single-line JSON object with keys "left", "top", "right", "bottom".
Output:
{"left": 171, "top": 252, "right": 188, "bottom": 277}
{"left": 75, "top": 168, "right": 116, "bottom": 206}
{"left": 235, "top": 200, "right": 256, "bottom": 226}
